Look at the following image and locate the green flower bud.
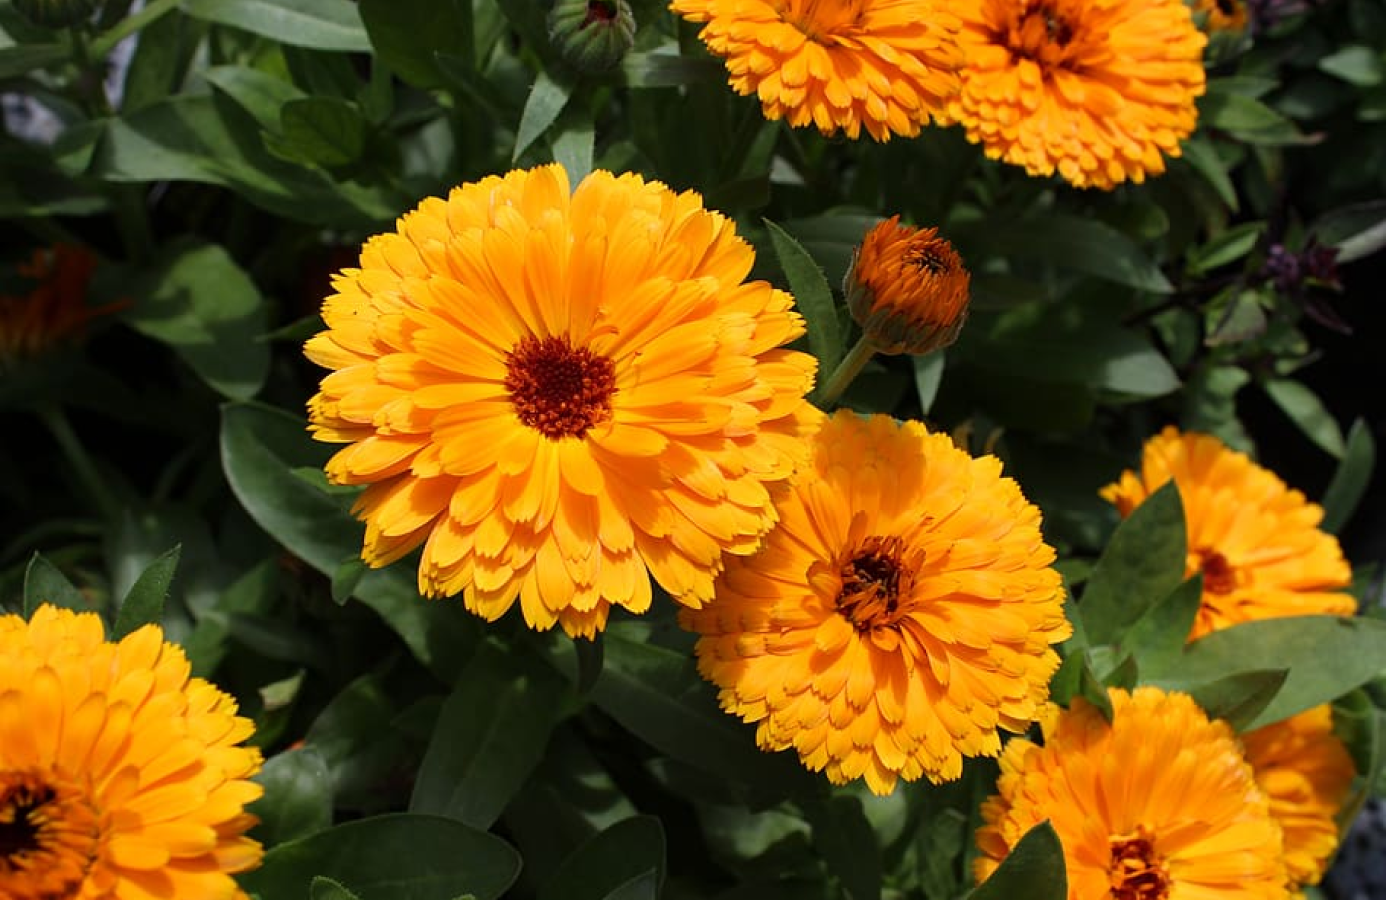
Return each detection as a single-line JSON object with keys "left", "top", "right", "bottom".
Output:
{"left": 547, "top": 0, "right": 636, "bottom": 73}
{"left": 12, "top": 0, "right": 98, "bottom": 28}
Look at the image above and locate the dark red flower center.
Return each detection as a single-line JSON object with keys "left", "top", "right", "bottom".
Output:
{"left": 837, "top": 536, "right": 916, "bottom": 630}
{"left": 1198, "top": 549, "right": 1237, "bottom": 595}
{"left": 505, "top": 335, "right": 617, "bottom": 440}
{"left": 1109, "top": 830, "right": 1170, "bottom": 900}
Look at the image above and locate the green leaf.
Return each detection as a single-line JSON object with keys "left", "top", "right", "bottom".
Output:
{"left": 1186, "top": 221, "right": 1265, "bottom": 275}
{"left": 1262, "top": 379, "right": 1346, "bottom": 459}
{"left": 912, "top": 351, "right": 945, "bottom": 415}
{"left": 538, "top": 817, "right": 666, "bottom": 900}
{"left": 1204, "top": 288, "right": 1268, "bottom": 347}
{"left": 359, "top": 0, "right": 469, "bottom": 88}
{"left": 252, "top": 747, "right": 333, "bottom": 846}
{"left": 238, "top": 814, "right": 521, "bottom": 900}
{"left": 764, "top": 219, "right": 843, "bottom": 383}
{"left": 23, "top": 553, "right": 89, "bottom": 617}
{"left": 514, "top": 70, "right": 573, "bottom": 163}
{"left": 1119, "top": 575, "right": 1202, "bottom": 676}
{"left": 601, "top": 872, "right": 659, "bottom": 900}
{"left": 202, "top": 65, "right": 308, "bottom": 130}
{"left": 0, "top": 43, "right": 66, "bottom": 79}
{"left": 622, "top": 49, "right": 725, "bottom": 88}
{"left": 1311, "top": 199, "right": 1386, "bottom": 264}
{"left": 552, "top": 118, "right": 595, "bottom": 185}
{"left": 806, "top": 796, "right": 881, "bottom": 900}
{"left": 1199, "top": 89, "right": 1307, "bottom": 145}
{"left": 411, "top": 646, "right": 563, "bottom": 829}
{"left": 1079, "top": 482, "right": 1187, "bottom": 648}
{"left": 1321, "top": 419, "right": 1376, "bottom": 534}
{"left": 974, "top": 214, "right": 1173, "bottom": 294}
{"left": 966, "top": 821, "right": 1066, "bottom": 900}
{"left": 122, "top": 242, "right": 269, "bottom": 400}
{"left": 112, "top": 544, "right": 180, "bottom": 639}
{"left": 180, "top": 0, "right": 371, "bottom": 52}
{"left": 1146, "top": 616, "right": 1386, "bottom": 730}
{"left": 1319, "top": 45, "right": 1385, "bottom": 87}
{"left": 310, "top": 876, "right": 361, "bottom": 900}
{"left": 1188, "top": 669, "right": 1288, "bottom": 733}
{"left": 1178, "top": 137, "right": 1238, "bottom": 211}
{"left": 267, "top": 97, "right": 367, "bottom": 168}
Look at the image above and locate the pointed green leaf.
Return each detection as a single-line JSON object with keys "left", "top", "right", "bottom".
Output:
{"left": 538, "top": 817, "right": 666, "bottom": 900}
{"left": 764, "top": 218, "right": 843, "bottom": 381}
{"left": 966, "top": 821, "right": 1066, "bottom": 900}
{"left": 310, "top": 877, "right": 361, "bottom": 900}
{"left": 602, "top": 871, "right": 659, "bottom": 900}
{"left": 975, "top": 214, "right": 1173, "bottom": 293}
{"left": 806, "top": 796, "right": 880, "bottom": 900}
{"left": 251, "top": 747, "right": 333, "bottom": 846}
{"left": 112, "top": 545, "right": 180, "bottom": 639}
{"left": 1079, "top": 482, "right": 1187, "bottom": 647}
{"left": 1321, "top": 418, "right": 1376, "bottom": 533}
{"left": 359, "top": 0, "right": 470, "bottom": 88}
{"left": 514, "top": 70, "right": 573, "bottom": 163}
{"left": 23, "top": 553, "right": 89, "bottom": 617}
{"left": 181, "top": 0, "right": 371, "bottom": 52}
{"left": 912, "top": 351, "right": 945, "bottom": 415}
{"left": 1262, "top": 379, "right": 1346, "bottom": 459}
{"left": 1188, "top": 669, "right": 1288, "bottom": 733}
{"left": 1119, "top": 575, "right": 1202, "bottom": 675}
{"left": 552, "top": 118, "right": 595, "bottom": 185}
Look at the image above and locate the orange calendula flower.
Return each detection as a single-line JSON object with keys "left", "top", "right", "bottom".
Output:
{"left": 0, "top": 605, "right": 263, "bottom": 900}
{"left": 846, "top": 216, "right": 970, "bottom": 355}
{"left": 0, "top": 244, "right": 117, "bottom": 366}
{"left": 668, "top": 0, "right": 962, "bottom": 141}
{"left": 681, "top": 410, "right": 1071, "bottom": 794}
{"left": 305, "top": 164, "right": 819, "bottom": 638}
{"left": 1100, "top": 426, "right": 1355, "bottom": 640}
{"left": 1194, "top": 0, "right": 1248, "bottom": 31}
{"left": 1243, "top": 705, "right": 1356, "bottom": 892}
{"left": 975, "top": 687, "right": 1290, "bottom": 900}
{"left": 949, "top": 0, "right": 1207, "bottom": 189}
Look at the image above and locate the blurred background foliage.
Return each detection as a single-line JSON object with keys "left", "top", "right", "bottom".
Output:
{"left": 2, "top": 0, "right": 1386, "bottom": 897}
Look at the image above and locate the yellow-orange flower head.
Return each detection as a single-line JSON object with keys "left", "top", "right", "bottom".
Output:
{"left": 1243, "top": 705, "right": 1355, "bottom": 892}
{"left": 668, "top": 0, "right": 962, "bottom": 141}
{"left": 0, "top": 605, "right": 263, "bottom": 900}
{"left": 949, "top": 0, "right": 1207, "bottom": 189}
{"left": 975, "top": 687, "right": 1290, "bottom": 900}
{"left": 680, "top": 410, "right": 1071, "bottom": 794}
{"left": 305, "top": 164, "right": 820, "bottom": 638}
{"left": 1100, "top": 426, "right": 1355, "bottom": 640}
{"left": 846, "top": 216, "right": 970, "bottom": 355}
{"left": 0, "top": 245, "right": 117, "bottom": 367}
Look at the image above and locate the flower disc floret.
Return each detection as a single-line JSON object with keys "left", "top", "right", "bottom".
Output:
{"left": 949, "top": 0, "right": 1207, "bottom": 188}
{"left": 0, "top": 605, "right": 263, "bottom": 900}
{"left": 975, "top": 687, "right": 1290, "bottom": 900}
{"left": 669, "top": 0, "right": 962, "bottom": 141}
{"left": 1100, "top": 426, "right": 1354, "bottom": 639}
{"left": 681, "top": 411, "right": 1071, "bottom": 794}
{"left": 305, "top": 163, "right": 820, "bottom": 638}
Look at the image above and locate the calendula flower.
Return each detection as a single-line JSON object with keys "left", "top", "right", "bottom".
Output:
{"left": 305, "top": 164, "right": 819, "bottom": 638}
{"left": 0, "top": 244, "right": 117, "bottom": 367}
{"left": 1100, "top": 426, "right": 1354, "bottom": 640}
{"left": 1194, "top": 0, "right": 1249, "bottom": 31}
{"left": 1243, "top": 705, "right": 1355, "bottom": 892}
{"left": 949, "top": 0, "right": 1207, "bottom": 189}
{"left": 975, "top": 687, "right": 1289, "bottom": 900}
{"left": 681, "top": 410, "right": 1070, "bottom": 794}
{"left": 845, "top": 216, "right": 970, "bottom": 355}
{"left": 669, "top": 0, "right": 962, "bottom": 141}
{"left": 0, "top": 605, "right": 263, "bottom": 900}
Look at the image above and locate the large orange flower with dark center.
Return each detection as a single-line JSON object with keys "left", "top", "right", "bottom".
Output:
{"left": 669, "top": 0, "right": 961, "bottom": 141}
{"left": 305, "top": 164, "right": 819, "bottom": 638}
{"left": 975, "top": 687, "right": 1289, "bottom": 900}
{"left": 681, "top": 411, "right": 1070, "bottom": 794}
{"left": 949, "top": 0, "right": 1207, "bottom": 188}
{"left": 0, "top": 605, "right": 262, "bottom": 900}
{"left": 1100, "top": 426, "right": 1355, "bottom": 639}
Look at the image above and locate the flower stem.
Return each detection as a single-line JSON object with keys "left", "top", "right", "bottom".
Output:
{"left": 815, "top": 335, "right": 876, "bottom": 409}
{"left": 39, "top": 405, "right": 122, "bottom": 522}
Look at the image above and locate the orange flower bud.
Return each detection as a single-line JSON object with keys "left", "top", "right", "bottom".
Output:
{"left": 845, "top": 217, "right": 970, "bottom": 356}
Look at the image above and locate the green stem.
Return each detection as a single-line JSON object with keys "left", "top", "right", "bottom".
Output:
{"left": 39, "top": 405, "right": 123, "bottom": 523}
{"left": 815, "top": 335, "right": 876, "bottom": 409}
{"left": 91, "top": 0, "right": 180, "bottom": 57}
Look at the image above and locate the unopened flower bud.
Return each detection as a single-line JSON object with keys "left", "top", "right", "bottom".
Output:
{"left": 12, "top": 0, "right": 97, "bottom": 28}
{"left": 845, "top": 217, "right": 970, "bottom": 356}
{"left": 548, "top": 0, "right": 636, "bottom": 73}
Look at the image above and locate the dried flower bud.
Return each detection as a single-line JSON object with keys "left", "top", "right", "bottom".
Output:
{"left": 12, "top": 0, "right": 98, "bottom": 28}
{"left": 548, "top": 0, "right": 636, "bottom": 73}
{"left": 845, "top": 217, "right": 970, "bottom": 356}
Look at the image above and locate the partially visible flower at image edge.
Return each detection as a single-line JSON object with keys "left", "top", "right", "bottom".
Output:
{"left": 845, "top": 216, "right": 970, "bottom": 355}
{"left": 305, "top": 163, "right": 820, "bottom": 638}
{"left": 1193, "top": 0, "right": 1249, "bottom": 32}
{"left": 1100, "top": 426, "right": 1355, "bottom": 639}
{"left": 975, "top": 686, "right": 1290, "bottom": 900}
{"left": 668, "top": 0, "right": 962, "bottom": 141}
{"left": 0, "top": 605, "right": 263, "bottom": 900}
{"left": 681, "top": 410, "right": 1071, "bottom": 794}
{"left": 949, "top": 0, "right": 1207, "bottom": 189}
{"left": 0, "top": 244, "right": 119, "bottom": 367}
{"left": 1243, "top": 704, "right": 1356, "bottom": 894}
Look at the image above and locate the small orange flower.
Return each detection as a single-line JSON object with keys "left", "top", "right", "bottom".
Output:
{"left": 1194, "top": 0, "right": 1248, "bottom": 31}
{"left": 0, "top": 244, "right": 117, "bottom": 366}
{"left": 975, "top": 687, "right": 1289, "bottom": 900}
{"left": 846, "top": 216, "right": 970, "bottom": 355}
{"left": 1100, "top": 426, "right": 1355, "bottom": 639}
{"left": 1242, "top": 705, "right": 1356, "bottom": 891}
{"left": 669, "top": 0, "right": 962, "bottom": 141}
